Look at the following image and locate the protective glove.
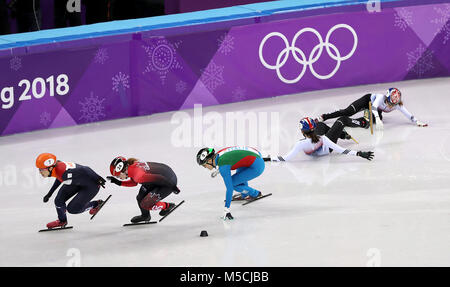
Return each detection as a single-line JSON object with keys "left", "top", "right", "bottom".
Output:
{"left": 221, "top": 207, "right": 234, "bottom": 221}
{"left": 416, "top": 121, "right": 428, "bottom": 127}
{"left": 43, "top": 193, "right": 51, "bottom": 203}
{"left": 98, "top": 177, "right": 106, "bottom": 188}
{"left": 357, "top": 151, "right": 374, "bottom": 161}
{"left": 173, "top": 186, "right": 181, "bottom": 194}
{"left": 106, "top": 176, "right": 122, "bottom": 186}
{"left": 211, "top": 169, "right": 220, "bottom": 178}
{"left": 375, "top": 119, "right": 384, "bottom": 130}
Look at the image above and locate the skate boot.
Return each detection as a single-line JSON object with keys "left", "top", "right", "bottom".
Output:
{"left": 249, "top": 191, "right": 262, "bottom": 199}
{"left": 232, "top": 194, "right": 250, "bottom": 201}
{"left": 342, "top": 129, "right": 352, "bottom": 140}
{"left": 47, "top": 220, "right": 67, "bottom": 229}
{"left": 89, "top": 200, "right": 104, "bottom": 215}
{"left": 130, "top": 214, "right": 151, "bottom": 223}
{"left": 159, "top": 203, "right": 176, "bottom": 217}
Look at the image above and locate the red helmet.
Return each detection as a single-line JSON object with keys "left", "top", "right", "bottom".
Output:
{"left": 110, "top": 156, "right": 127, "bottom": 177}
{"left": 387, "top": 88, "right": 401, "bottom": 105}
{"left": 36, "top": 153, "right": 57, "bottom": 169}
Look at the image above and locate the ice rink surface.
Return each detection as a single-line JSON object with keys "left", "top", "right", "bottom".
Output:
{"left": 0, "top": 77, "right": 449, "bottom": 267}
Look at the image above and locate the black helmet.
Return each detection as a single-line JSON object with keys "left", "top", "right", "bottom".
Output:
{"left": 196, "top": 148, "right": 215, "bottom": 165}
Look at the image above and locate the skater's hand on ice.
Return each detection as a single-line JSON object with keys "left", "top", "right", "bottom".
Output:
{"left": 106, "top": 176, "right": 122, "bottom": 186}
{"left": 416, "top": 121, "right": 428, "bottom": 127}
{"left": 357, "top": 151, "right": 374, "bottom": 161}
{"left": 375, "top": 119, "right": 384, "bottom": 130}
{"left": 211, "top": 169, "right": 220, "bottom": 178}
{"left": 221, "top": 207, "right": 234, "bottom": 221}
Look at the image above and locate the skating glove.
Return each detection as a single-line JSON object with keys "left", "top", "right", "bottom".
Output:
{"left": 263, "top": 156, "right": 283, "bottom": 162}
{"left": 211, "top": 169, "right": 220, "bottom": 178}
{"left": 173, "top": 186, "right": 180, "bottom": 194}
{"left": 43, "top": 193, "right": 51, "bottom": 203}
{"left": 222, "top": 207, "right": 234, "bottom": 221}
{"left": 106, "top": 176, "right": 122, "bottom": 186}
{"left": 416, "top": 121, "right": 428, "bottom": 127}
{"left": 357, "top": 151, "right": 374, "bottom": 161}
{"left": 98, "top": 177, "right": 106, "bottom": 188}
{"left": 375, "top": 119, "right": 384, "bottom": 130}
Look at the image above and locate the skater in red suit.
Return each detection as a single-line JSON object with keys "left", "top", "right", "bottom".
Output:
{"left": 36, "top": 153, "right": 106, "bottom": 229}
{"left": 107, "top": 156, "right": 180, "bottom": 223}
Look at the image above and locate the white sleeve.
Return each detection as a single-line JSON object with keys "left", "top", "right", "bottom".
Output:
{"left": 371, "top": 94, "right": 384, "bottom": 110}
{"left": 323, "top": 136, "right": 357, "bottom": 156}
{"left": 279, "top": 140, "right": 308, "bottom": 162}
{"left": 397, "top": 105, "right": 417, "bottom": 123}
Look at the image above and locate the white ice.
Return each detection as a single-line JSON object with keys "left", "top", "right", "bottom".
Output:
{"left": 0, "top": 77, "right": 449, "bottom": 267}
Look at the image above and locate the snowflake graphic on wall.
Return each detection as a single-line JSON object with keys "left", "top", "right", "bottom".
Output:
{"left": 200, "top": 61, "right": 225, "bottom": 93}
{"left": 394, "top": 8, "right": 413, "bottom": 31}
{"left": 112, "top": 72, "right": 130, "bottom": 92}
{"left": 218, "top": 34, "right": 235, "bottom": 55}
{"left": 142, "top": 38, "right": 183, "bottom": 84}
{"left": 10, "top": 56, "right": 21, "bottom": 71}
{"left": 79, "top": 92, "right": 106, "bottom": 123}
{"left": 94, "top": 48, "right": 109, "bottom": 64}
{"left": 431, "top": 4, "right": 450, "bottom": 44}
{"left": 175, "top": 80, "right": 187, "bottom": 94}
{"left": 39, "top": 111, "right": 52, "bottom": 127}
{"left": 407, "top": 44, "right": 434, "bottom": 77}
{"left": 232, "top": 86, "right": 246, "bottom": 101}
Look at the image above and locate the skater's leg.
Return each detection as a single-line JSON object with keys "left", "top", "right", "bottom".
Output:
{"left": 231, "top": 158, "right": 265, "bottom": 197}
{"left": 66, "top": 184, "right": 100, "bottom": 215}
{"left": 136, "top": 185, "right": 151, "bottom": 217}
{"left": 322, "top": 94, "right": 371, "bottom": 121}
{"left": 325, "top": 117, "right": 348, "bottom": 143}
{"left": 315, "top": 122, "right": 330, "bottom": 136}
{"left": 54, "top": 185, "right": 80, "bottom": 222}
{"left": 140, "top": 185, "right": 173, "bottom": 211}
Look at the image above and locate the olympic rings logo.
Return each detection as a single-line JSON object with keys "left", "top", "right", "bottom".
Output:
{"left": 259, "top": 24, "right": 358, "bottom": 84}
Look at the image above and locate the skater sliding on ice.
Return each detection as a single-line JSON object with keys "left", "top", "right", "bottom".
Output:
{"left": 265, "top": 117, "right": 374, "bottom": 162}
{"left": 317, "top": 88, "right": 428, "bottom": 130}
{"left": 107, "top": 156, "right": 181, "bottom": 224}
{"left": 36, "top": 153, "right": 107, "bottom": 230}
{"left": 197, "top": 146, "right": 267, "bottom": 220}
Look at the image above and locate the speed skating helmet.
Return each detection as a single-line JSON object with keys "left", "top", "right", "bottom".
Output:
{"left": 110, "top": 156, "right": 127, "bottom": 177}
{"left": 36, "top": 153, "right": 57, "bottom": 169}
{"left": 386, "top": 88, "right": 401, "bottom": 105}
{"left": 299, "top": 117, "right": 317, "bottom": 133}
{"left": 196, "top": 148, "right": 215, "bottom": 165}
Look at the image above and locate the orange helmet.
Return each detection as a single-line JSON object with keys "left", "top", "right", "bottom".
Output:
{"left": 36, "top": 153, "right": 57, "bottom": 169}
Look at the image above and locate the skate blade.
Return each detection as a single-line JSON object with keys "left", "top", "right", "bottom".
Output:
{"left": 242, "top": 193, "right": 273, "bottom": 206}
{"left": 38, "top": 226, "right": 73, "bottom": 232}
{"left": 159, "top": 200, "right": 185, "bottom": 222}
{"left": 90, "top": 194, "right": 112, "bottom": 220}
{"left": 123, "top": 221, "right": 157, "bottom": 227}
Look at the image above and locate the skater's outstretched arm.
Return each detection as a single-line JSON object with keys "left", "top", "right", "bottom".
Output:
{"left": 279, "top": 140, "right": 308, "bottom": 162}
{"left": 43, "top": 179, "right": 61, "bottom": 202}
{"left": 323, "top": 136, "right": 374, "bottom": 160}
{"left": 397, "top": 105, "right": 428, "bottom": 127}
{"left": 218, "top": 165, "right": 234, "bottom": 209}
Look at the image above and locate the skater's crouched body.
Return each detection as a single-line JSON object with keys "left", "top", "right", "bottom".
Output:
{"left": 107, "top": 157, "right": 180, "bottom": 223}
{"left": 36, "top": 153, "right": 106, "bottom": 229}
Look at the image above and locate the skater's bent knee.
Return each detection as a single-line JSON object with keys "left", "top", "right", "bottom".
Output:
{"left": 67, "top": 203, "right": 84, "bottom": 214}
